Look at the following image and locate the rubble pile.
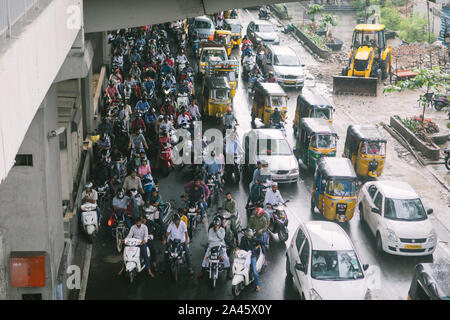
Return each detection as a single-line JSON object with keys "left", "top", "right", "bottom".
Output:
{"left": 391, "top": 43, "right": 449, "bottom": 70}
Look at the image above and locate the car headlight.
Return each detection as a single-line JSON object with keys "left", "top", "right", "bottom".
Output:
{"left": 256, "top": 36, "right": 262, "bottom": 42}
{"left": 309, "top": 289, "right": 322, "bottom": 300}
{"left": 291, "top": 168, "right": 299, "bottom": 174}
{"left": 428, "top": 231, "right": 437, "bottom": 243}
{"left": 386, "top": 228, "right": 398, "bottom": 242}
{"left": 274, "top": 36, "right": 280, "bottom": 43}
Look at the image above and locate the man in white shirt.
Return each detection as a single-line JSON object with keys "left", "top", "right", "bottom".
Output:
{"left": 187, "top": 100, "right": 201, "bottom": 120}
{"left": 162, "top": 214, "right": 194, "bottom": 275}
{"left": 82, "top": 182, "right": 101, "bottom": 224}
{"left": 264, "top": 182, "right": 285, "bottom": 218}
{"left": 118, "top": 216, "right": 155, "bottom": 277}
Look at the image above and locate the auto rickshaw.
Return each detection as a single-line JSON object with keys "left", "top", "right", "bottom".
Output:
{"left": 343, "top": 125, "right": 387, "bottom": 178}
{"left": 224, "top": 19, "right": 243, "bottom": 48}
{"left": 208, "top": 30, "right": 233, "bottom": 57}
{"left": 224, "top": 9, "right": 239, "bottom": 19}
{"left": 211, "top": 59, "right": 239, "bottom": 98}
{"left": 202, "top": 76, "right": 232, "bottom": 120}
{"left": 295, "top": 118, "right": 338, "bottom": 170}
{"left": 251, "top": 82, "right": 288, "bottom": 126}
{"left": 407, "top": 263, "right": 450, "bottom": 300}
{"left": 311, "top": 157, "right": 358, "bottom": 223}
{"left": 294, "top": 88, "right": 334, "bottom": 135}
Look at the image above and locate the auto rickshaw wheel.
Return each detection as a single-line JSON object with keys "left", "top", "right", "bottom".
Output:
{"left": 376, "top": 232, "right": 384, "bottom": 254}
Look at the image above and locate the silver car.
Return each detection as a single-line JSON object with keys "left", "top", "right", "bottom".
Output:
{"left": 190, "top": 16, "right": 215, "bottom": 40}
{"left": 244, "top": 129, "right": 299, "bottom": 184}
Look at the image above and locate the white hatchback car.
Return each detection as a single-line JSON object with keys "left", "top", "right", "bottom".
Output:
{"left": 286, "top": 221, "right": 369, "bottom": 300}
{"left": 358, "top": 180, "right": 436, "bottom": 257}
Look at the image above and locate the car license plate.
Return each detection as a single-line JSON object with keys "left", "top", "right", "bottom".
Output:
{"left": 405, "top": 244, "right": 422, "bottom": 249}
{"left": 210, "top": 259, "right": 219, "bottom": 263}
{"left": 285, "top": 80, "right": 295, "bottom": 84}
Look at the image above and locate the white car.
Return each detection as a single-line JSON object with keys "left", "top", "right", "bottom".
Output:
{"left": 286, "top": 221, "right": 369, "bottom": 300}
{"left": 358, "top": 180, "right": 436, "bottom": 257}
{"left": 263, "top": 45, "right": 305, "bottom": 89}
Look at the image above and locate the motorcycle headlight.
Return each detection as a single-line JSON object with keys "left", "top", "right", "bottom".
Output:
{"left": 428, "top": 231, "right": 437, "bottom": 243}
{"left": 386, "top": 228, "right": 398, "bottom": 242}
{"left": 309, "top": 289, "right": 322, "bottom": 300}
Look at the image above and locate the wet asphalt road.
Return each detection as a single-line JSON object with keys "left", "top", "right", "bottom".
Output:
{"left": 85, "top": 8, "right": 450, "bottom": 300}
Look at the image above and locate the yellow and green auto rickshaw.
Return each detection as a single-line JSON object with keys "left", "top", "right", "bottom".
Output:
{"left": 251, "top": 82, "right": 288, "bottom": 126}
{"left": 211, "top": 59, "right": 239, "bottom": 98}
{"left": 294, "top": 88, "right": 334, "bottom": 135}
{"left": 343, "top": 125, "right": 387, "bottom": 178}
{"left": 202, "top": 76, "right": 232, "bottom": 120}
{"left": 295, "top": 118, "right": 338, "bottom": 170}
{"left": 311, "top": 157, "right": 358, "bottom": 223}
{"left": 224, "top": 19, "right": 243, "bottom": 48}
{"left": 208, "top": 30, "right": 233, "bottom": 57}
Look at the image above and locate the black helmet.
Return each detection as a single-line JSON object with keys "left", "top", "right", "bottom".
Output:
{"left": 212, "top": 217, "right": 221, "bottom": 227}
{"left": 172, "top": 214, "right": 181, "bottom": 223}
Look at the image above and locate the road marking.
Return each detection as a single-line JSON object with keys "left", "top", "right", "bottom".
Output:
{"left": 78, "top": 243, "right": 92, "bottom": 300}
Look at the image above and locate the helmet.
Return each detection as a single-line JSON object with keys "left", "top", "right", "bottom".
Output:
{"left": 255, "top": 207, "right": 265, "bottom": 216}
{"left": 85, "top": 182, "right": 93, "bottom": 189}
{"left": 117, "top": 189, "right": 125, "bottom": 199}
{"left": 211, "top": 150, "right": 216, "bottom": 157}
{"left": 212, "top": 217, "right": 221, "bottom": 227}
{"left": 227, "top": 107, "right": 232, "bottom": 112}
{"left": 269, "top": 71, "right": 274, "bottom": 77}
{"left": 272, "top": 182, "right": 278, "bottom": 187}
{"left": 274, "top": 107, "right": 279, "bottom": 112}
{"left": 172, "top": 214, "right": 181, "bottom": 223}
{"left": 245, "top": 229, "right": 254, "bottom": 237}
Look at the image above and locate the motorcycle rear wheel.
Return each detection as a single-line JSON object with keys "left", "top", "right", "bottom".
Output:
{"left": 171, "top": 262, "right": 179, "bottom": 282}
{"left": 232, "top": 283, "right": 243, "bottom": 297}
{"left": 116, "top": 229, "right": 124, "bottom": 253}
{"left": 445, "top": 156, "right": 450, "bottom": 170}
{"left": 127, "top": 270, "right": 136, "bottom": 284}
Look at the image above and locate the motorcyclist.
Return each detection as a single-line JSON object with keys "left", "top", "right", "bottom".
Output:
{"left": 128, "top": 129, "right": 149, "bottom": 154}
{"left": 112, "top": 189, "right": 131, "bottom": 228}
{"left": 119, "top": 216, "right": 155, "bottom": 277}
{"left": 236, "top": 229, "right": 264, "bottom": 292}
{"left": 162, "top": 214, "right": 194, "bottom": 275}
{"left": 247, "top": 160, "right": 271, "bottom": 206}
{"left": 176, "top": 49, "right": 188, "bottom": 69}
{"left": 105, "top": 80, "right": 121, "bottom": 100}
{"left": 109, "top": 68, "right": 123, "bottom": 86}
{"left": 129, "top": 61, "right": 142, "bottom": 80}
{"left": 243, "top": 50, "right": 256, "bottom": 70}
{"left": 82, "top": 182, "right": 101, "bottom": 224}
{"left": 247, "top": 207, "right": 269, "bottom": 254}
{"left": 94, "top": 157, "right": 113, "bottom": 187}
{"left": 202, "top": 150, "right": 223, "bottom": 190}
{"left": 159, "top": 115, "right": 175, "bottom": 136}
{"left": 111, "top": 146, "right": 124, "bottom": 182}
{"left": 199, "top": 216, "right": 231, "bottom": 278}
{"left": 176, "top": 106, "right": 192, "bottom": 128}
{"left": 131, "top": 113, "right": 147, "bottom": 133}
{"left": 187, "top": 100, "right": 201, "bottom": 121}
{"left": 269, "top": 107, "right": 283, "bottom": 127}
{"left": 98, "top": 116, "right": 114, "bottom": 138}
{"left": 186, "top": 180, "right": 207, "bottom": 221}
{"left": 222, "top": 107, "right": 238, "bottom": 133}
{"left": 183, "top": 177, "right": 210, "bottom": 202}
{"left": 122, "top": 169, "right": 145, "bottom": 195}
{"left": 264, "top": 182, "right": 285, "bottom": 219}
{"left": 221, "top": 192, "right": 239, "bottom": 241}
{"left": 135, "top": 96, "right": 150, "bottom": 114}
{"left": 241, "top": 35, "right": 252, "bottom": 49}
{"left": 97, "top": 133, "right": 111, "bottom": 153}
{"left": 145, "top": 188, "right": 165, "bottom": 228}
{"left": 159, "top": 98, "right": 176, "bottom": 117}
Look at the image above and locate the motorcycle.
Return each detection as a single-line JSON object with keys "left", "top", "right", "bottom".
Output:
{"left": 445, "top": 148, "right": 450, "bottom": 170}
{"left": 158, "top": 143, "right": 173, "bottom": 177}
{"left": 258, "top": 6, "right": 270, "bottom": 20}
{"left": 224, "top": 154, "right": 242, "bottom": 185}
{"left": 246, "top": 180, "right": 273, "bottom": 217}
{"left": 432, "top": 94, "right": 449, "bottom": 111}
{"left": 97, "top": 181, "right": 111, "bottom": 211}
{"left": 208, "top": 245, "right": 227, "bottom": 289}
{"left": 80, "top": 202, "right": 99, "bottom": 243}
{"left": 248, "top": 72, "right": 264, "bottom": 95}
{"left": 206, "top": 174, "right": 220, "bottom": 206}
{"left": 270, "top": 119, "right": 287, "bottom": 137}
{"left": 216, "top": 210, "right": 242, "bottom": 248}
{"left": 185, "top": 200, "right": 201, "bottom": 239}
{"left": 267, "top": 201, "right": 289, "bottom": 242}
{"left": 166, "top": 239, "right": 187, "bottom": 282}
{"left": 242, "top": 59, "right": 256, "bottom": 81}
{"left": 123, "top": 237, "right": 152, "bottom": 284}
{"left": 143, "top": 204, "right": 166, "bottom": 238}
{"left": 108, "top": 211, "right": 130, "bottom": 253}
{"left": 231, "top": 245, "right": 265, "bottom": 297}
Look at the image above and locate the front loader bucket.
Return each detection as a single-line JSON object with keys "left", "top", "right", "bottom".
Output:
{"left": 333, "top": 76, "right": 378, "bottom": 96}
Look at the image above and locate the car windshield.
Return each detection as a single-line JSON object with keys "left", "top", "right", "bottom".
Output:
{"left": 270, "top": 96, "right": 287, "bottom": 108}
{"left": 201, "top": 50, "right": 226, "bottom": 62}
{"left": 217, "top": 70, "right": 236, "bottom": 82}
{"left": 311, "top": 108, "right": 331, "bottom": 120}
{"left": 257, "top": 139, "right": 292, "bottom": 156}
{"left": 255, "top": 24, "right": 274, "bottom": 33}
{"left": 311, "top": 134, "right": 336, "bottom": 149}
{"left": 274, "top": 54, "right": 300, "bottom": 66}
{"left": 353, "top": 30, "right": 379, "bottom": 48}
{"left": 311, "top": 250, "right": 364, "bottom": 281}
{"left": 213, "top": 89, "right": 229, "bottom": 100}
{"left": 326, "top": 180, "right": 356, "bottom": 197}
{"left": 384, "top": 198, "right": 427, "bottom": 221}
{"left": 230, "top": 24, "right": 241, "bottom": 33}
{"left": 194, "top": 20, "right": 211, "bottom": 29}
{"left": 360, "top": 141, "right": 386, "bottom": 156}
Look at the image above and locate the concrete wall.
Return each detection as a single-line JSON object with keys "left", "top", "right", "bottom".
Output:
{"left": 413, "top": 0, "right": 445, "bottom": 37}
{"left": 0, "top": 0, "right": 82, "bottom": 183}
{"left": 0, "top": 84, "right": 64, "bottom": 300}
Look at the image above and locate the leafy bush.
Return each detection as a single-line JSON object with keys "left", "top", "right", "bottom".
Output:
{"left": 381, "top": 6, "right": 402, "bottom": 30}
{"left": 399, "top": 13, "right": 436, "bottom": 43}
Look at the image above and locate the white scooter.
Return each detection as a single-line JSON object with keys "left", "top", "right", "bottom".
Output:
{"left": 80, "top": 202, "right": 98, "bottom": 243}
{"left": 123, "top": 236, "right": 152, "bottom": 284}
{"left": 231, "top": 246, "right": 265, "bottom": 297}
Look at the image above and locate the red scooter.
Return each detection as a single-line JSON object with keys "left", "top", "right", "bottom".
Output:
{"left": 158, "top": 142, "right": 174, "bottom": 177}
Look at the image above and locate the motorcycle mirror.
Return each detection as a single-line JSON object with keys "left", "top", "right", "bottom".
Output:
{"left": 427, "top": 208, "right": 433, "bottom": 215}
{"left": 363, "top": 264, "right": 369, "bottom": 271}
{"left": 284, "top": 200, "right": 290, "bottom": 204}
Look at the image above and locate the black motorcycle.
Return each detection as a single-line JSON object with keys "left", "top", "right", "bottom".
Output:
{"left": 185, "top": 200, "right": 201, "bottom": 239}
{"left": 445, "top": 148, "right": 450, "bottom": 171}
{"left": 166, "top": 239, "right": 186, "bottom": 282}
{"left": 224, "top": 155, "right": 242, "bottom": 185}
{"left": 245, "top": 180, "right": 272, "bottom": 217}
{"left": 267, "top": 201, "right": 289, "bottom": 242}
{"left": 208, "top": 245, "right": 227, "bottom": 289}
{"left": 206, "top": 174, "right": 220, "bottom": 206}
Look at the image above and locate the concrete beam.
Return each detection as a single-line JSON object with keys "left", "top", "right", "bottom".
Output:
{"left": 83, "top": 0, "right": 301, "bottom": 33}
{"left": 54, "top": 40, "right": 94, "bottom": 83}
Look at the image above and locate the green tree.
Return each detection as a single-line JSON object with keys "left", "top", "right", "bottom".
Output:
{"left": 384, "top": 67, "right": 449, "bottom": 122}
{"left": 380, "top": 6, "right": 401, "bottom": 30}
{"left": 399, "top": 13, "right": 436, "bottom": 43}
{"left": 306, "top": 4, "right": 324, "bottom": 22}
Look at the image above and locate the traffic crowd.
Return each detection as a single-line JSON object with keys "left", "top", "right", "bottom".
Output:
{"left": 80, "top": 14, "right": 286, "bottom": 293}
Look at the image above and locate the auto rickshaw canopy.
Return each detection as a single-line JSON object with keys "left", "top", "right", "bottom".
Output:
{"left": 300, "top": 118, "right": 337, "bottom": 137}
{"left": 345, "top": 125, "right": 387, "bottom": 154}
{"left": 299, "top": 88, "right": 333, "bottom": 108}
{"left": 254, "top": 82, "right": 287, "bottom": 97}
{"left": 203, "top": 76, "right": 230, "bottom": 90}
{"left": 316, "top": 157, "right": 357, "bottom": 181}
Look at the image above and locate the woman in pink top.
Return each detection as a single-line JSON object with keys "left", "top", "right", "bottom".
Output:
{"left": 138, "top": 159, "right": 152, "bottom": 178}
